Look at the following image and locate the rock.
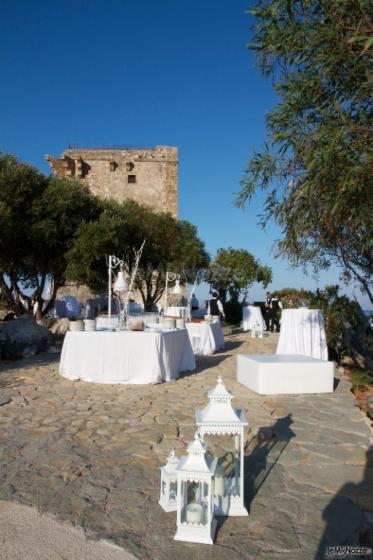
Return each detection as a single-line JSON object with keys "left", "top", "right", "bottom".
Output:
{"left": 0, "top": 392, "right": 12, "bottom": 406}
{"left": 49, "top": 318, "right": 70, "bottom": 334}
{"left": 0, "top": 314, "right": 52, "bottom": 360}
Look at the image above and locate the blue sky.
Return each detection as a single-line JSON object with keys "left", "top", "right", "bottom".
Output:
{"left": 1, "top": 0, "right": 370, "bottom": 308}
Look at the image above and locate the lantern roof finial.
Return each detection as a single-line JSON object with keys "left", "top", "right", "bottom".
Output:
{"left": 195, "top": 376, "right": 247, "bottom": 426}
{"left": 162, "top": 448, "right": 179, "bottom": 474}
{"left": 208, "top": 376, "right": 233, "bottom": 402}
{"left": 177, "top": 432, "right": 215, "bottom": 474}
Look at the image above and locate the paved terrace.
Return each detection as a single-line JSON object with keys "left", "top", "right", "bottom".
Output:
{"left": 0, "top": 329, "right": 372, "bottom": 560}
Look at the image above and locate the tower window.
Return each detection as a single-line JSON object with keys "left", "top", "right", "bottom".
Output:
{"left": 128, "top": 175, "right": 136, "bottom": 184}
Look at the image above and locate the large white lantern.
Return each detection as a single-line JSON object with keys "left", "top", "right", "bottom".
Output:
{"left": 195, "top": 376, "right": 248, "bottom": 517}
{"left": 113, "top": 270, "right": 128, "bottom": 293}
{"left": 159, "top": 449, "right": 179, "bottom": 512}
{"left": 174, "top": 433, "right": 217, "bottom": 545}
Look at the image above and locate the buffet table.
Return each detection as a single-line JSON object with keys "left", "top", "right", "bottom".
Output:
{"left": 242, "top": 306, "right": 266, "bottom": 332}
{"left": 276, "top": 308, "right": 328, "bottom": 360}
{"left": 186, "top": 322, "right": 224, "bottom": 356}
{"left": 59, "top": 329, "right": 196, "bottom": 384}
{"left": 166, "top": 306, "right": 189, "bottom": 318}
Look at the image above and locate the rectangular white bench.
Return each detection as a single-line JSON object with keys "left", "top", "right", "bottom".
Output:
{"left": 237, "top": 354, "right": 334, "bottom": 395}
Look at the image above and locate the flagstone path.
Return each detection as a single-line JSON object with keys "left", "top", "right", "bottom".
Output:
{"left": 0, "top": 328, "right": 372, "bottom": 560}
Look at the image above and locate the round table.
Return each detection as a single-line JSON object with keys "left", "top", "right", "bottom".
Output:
{"left": 276, "top": 308, "right": 328, "bottom": 360}
{"left": 242, "top": 306, "right": 266, "bottom": 332}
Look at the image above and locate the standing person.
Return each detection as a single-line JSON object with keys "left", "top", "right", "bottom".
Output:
{"left": 191, "top": 293, "right": 199, "bottom": 311}
{"left": 207, "top": 292, "right": 225, "bottom": 320}
{"left": 269, "top": 294, "right": 283, "bottom": 332}
{"left": 264, "top": 292, "right": 272, "bottom": 331}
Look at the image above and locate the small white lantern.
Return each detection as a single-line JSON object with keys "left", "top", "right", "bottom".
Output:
{"left": 251, "top": 320, "right": 264, "bottom": 339}
{"left": 174, "top": 433, "right": 217, "bottom": 545}
{"left": 195, "top": 376, "right": 248, "bottom": 517}
{"left": 159, "top": 449, "right": 179, "bottom": 512}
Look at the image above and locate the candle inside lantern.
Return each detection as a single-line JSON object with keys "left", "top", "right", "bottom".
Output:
{"left": 214, "top": 474, "right": 224, "bottom": 497}
{"left": 186, "top": 503, "right": 203, "bottom": 524}
{"left": 214, "top": 465, "right": 225, "bottom": 497}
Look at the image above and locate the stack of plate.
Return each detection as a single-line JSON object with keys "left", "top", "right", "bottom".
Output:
{"left": 69, "top": 320, "right": 84, "bottom": 331}
{"left": 84, "top": 319, "right": 96, "bottom": 331}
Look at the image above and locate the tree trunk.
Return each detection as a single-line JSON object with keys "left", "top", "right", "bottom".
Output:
{"left": 0, "top": 273, "right": 27, "bottom": 316}
{"left": 41, "top": 277, "right": 62, "bottom": 318}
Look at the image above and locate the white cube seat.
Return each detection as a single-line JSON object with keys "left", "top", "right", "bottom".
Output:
{"left": 237, "top": 354, "right": 334, "bottom": 395}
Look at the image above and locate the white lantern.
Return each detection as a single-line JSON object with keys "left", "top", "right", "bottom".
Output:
{"left": 195, "top": 376, "right": 248, "bottom": 517}
{"left": 251, "top": 320, "right": 264, "bottom": 339}
{"left": 171, "top": 279, "right": 182, "bottom": 295}
{"left": 174, "top": 433, "right": 217, "bottom": 545}
{"left": 113, "top": 270, "right": 128, "bottom": 293}
{"left": 159, "top": 449, "right": 179, "bottom": 512}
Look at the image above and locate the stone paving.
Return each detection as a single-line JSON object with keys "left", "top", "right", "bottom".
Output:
{"left": 0, "top": 328, "right": 372, "bottom": 560}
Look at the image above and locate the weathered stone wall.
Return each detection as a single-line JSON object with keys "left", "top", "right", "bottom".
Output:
{"left": 46, "top": 145, "right": 178, "bottom": 303}
{"left": 46, "top": 146, "right": 178, "bottom": 218}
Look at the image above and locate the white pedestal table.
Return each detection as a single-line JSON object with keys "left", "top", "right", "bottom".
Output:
{"left": 242, "top": 306, "right": 266, "bottom": 332}
{"left": 276, "top": 308, "right": 328, "bottom": 360}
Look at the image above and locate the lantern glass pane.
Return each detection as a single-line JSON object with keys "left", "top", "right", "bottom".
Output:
{"left": 170, "top": 481, "right": 177, "bottom": 502}
{"left": 203, "top": 433, "right": 241, "bottom": 497}
{"left": 182, "top": 480, "right": 208, "bottom": 525}
{"left": 162, "top": 480, "right": 166, "bottom": 496}
{"left": 180, "top": 481, "right": 188, "bottom": 523}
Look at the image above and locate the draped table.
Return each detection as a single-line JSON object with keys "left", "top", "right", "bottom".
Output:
{"left": 166, "top": 306, "right": 189, "bottom": 318}
{"left": 185, "top": 321, "right": 225, "bottom": 355}
{"left": 242, "top": 306, "right": 266, "bottom": 332}
{"left": 59, "top": 329, "right": 196, "bottom": 384}
{"left": 276, "top": 308, "right": 328, "bottom": 360}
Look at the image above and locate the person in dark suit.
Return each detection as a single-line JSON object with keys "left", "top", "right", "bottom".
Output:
{"left": 264, "top": 292, "right": 272, "bottom": 331}
{"left": 207, "top": 292, "right": 225, "bottom": 320}
{"left": 268, "top": 295, "right": 283, "bottom": 332}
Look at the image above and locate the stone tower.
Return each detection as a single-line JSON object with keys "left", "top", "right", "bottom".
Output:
{"left": 46, "top": 145, "right": 178, "bottom": 218}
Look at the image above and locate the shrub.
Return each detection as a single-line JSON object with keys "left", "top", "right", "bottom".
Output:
{"left": 223, "top": 301, "right": 243, "bottom": 324}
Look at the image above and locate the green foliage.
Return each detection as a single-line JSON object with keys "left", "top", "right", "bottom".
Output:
{"left": 0, "top": 152, "right": 100, "bottom": 317}
{"left": 223, "top": 300, "right": 243, "bottom": 324}
{"left": 348, "top": 368, "right": 372, "bottom": 390}
{"left": 237, "top": 0, "right": 373, "bottom": 304}
{"left": 206, "top": 247, "right": 272, "bottom": 302}
{"left": 66, "top": 199, "right": 209, "bottom": 310}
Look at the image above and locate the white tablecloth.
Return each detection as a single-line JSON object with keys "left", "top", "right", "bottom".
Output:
{"left": 276, "top": 308, "right": 328, "bottom": 360}
{"left": 59, "top": 329, "right": 196, "bottom": 384}
{"left": 166, "top": 306, "right": 189, "bottom": 317}
{"left": 242, "top": 306, "right": 266, "bottom": 331}
{"left": 186, "top": 322, "right": 225, "bottom": 355}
